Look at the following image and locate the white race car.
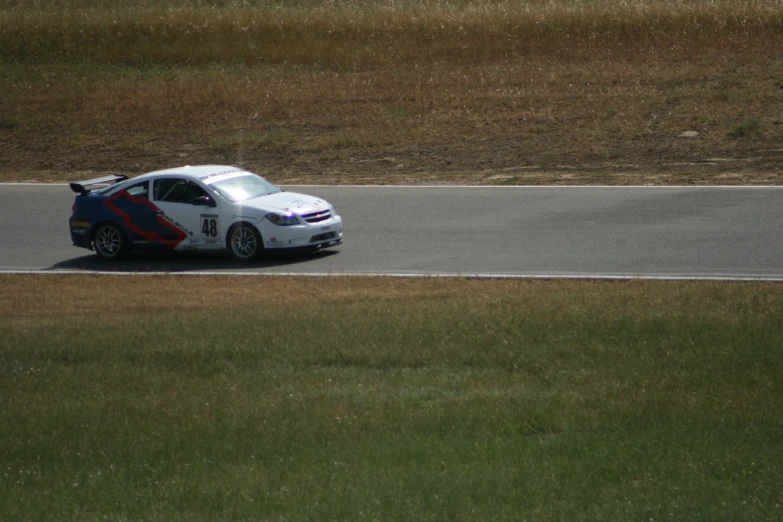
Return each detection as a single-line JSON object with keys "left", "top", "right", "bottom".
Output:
{"left": 69, "top": 165, "right": 343, "bottom": 261}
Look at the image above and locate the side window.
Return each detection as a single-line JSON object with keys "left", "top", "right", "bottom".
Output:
{"left": 154, "top": 178, "right": 209, "bottom": 204}
{"left": 154, "top": 179, "right": 178, "bottom": 201}
{"left": 125, "top": 181, "right": 148, "bottom": 198}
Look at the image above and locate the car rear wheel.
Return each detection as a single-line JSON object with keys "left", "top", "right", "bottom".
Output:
{"left": 93, "top": 223, "right": 127, "bottom": 261}
{"left": 229, "top": 224, "right": 263, "bottom": 261}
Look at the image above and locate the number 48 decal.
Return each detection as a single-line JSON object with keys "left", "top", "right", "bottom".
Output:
{"left": 201, "top": 215, "right": 219, "bottom": 238}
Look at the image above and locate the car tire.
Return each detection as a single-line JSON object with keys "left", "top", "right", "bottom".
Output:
{"left": 228, "top": 223, "right": 263, "bottom": 261}
{"left": 93, "top": 222, "right": 127, "bottom": 261}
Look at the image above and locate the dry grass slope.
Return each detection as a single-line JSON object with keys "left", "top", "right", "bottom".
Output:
{"left": 1, "top": 0, "right": 782, "bottom": 184}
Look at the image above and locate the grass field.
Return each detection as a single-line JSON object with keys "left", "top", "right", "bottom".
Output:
{"left": 2, "top": 275, "right": 782, "bottom": 520}
{"left": 1, "top": 0, "right": 782, "bottom": 184}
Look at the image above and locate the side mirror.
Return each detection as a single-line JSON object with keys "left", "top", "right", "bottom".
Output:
{"left": 191, "top": 196, "right": 216, "bottom": 207}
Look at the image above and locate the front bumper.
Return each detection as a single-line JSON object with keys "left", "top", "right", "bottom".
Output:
{"left": 263, "top": 216, "right": 343, "bottom": 250}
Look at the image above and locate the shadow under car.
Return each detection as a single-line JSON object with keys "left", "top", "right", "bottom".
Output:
{"left": 51, "top": 248, "right": 340, "bottom": 273}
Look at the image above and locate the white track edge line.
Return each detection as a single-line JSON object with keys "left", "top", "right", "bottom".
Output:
{"left": 1, "top": 269, "right": 781, "bottom": 282}
{"left": 2, "top": 183, "right": 783, "bottom": 189}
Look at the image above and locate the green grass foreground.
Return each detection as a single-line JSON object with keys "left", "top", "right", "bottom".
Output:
{"left": 1, "top": 277, "right": 782, "bottom": 520}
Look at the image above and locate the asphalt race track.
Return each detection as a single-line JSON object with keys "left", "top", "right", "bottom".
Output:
{"left": 1, "top": 184, "right": 781, "bottom": 280}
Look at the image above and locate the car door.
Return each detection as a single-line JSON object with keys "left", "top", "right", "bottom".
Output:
{"left": 105, "top": 180, "right": 165, "bottom": 248}
{"left": 151, "top": 177, "right": 219, "bottom": 249}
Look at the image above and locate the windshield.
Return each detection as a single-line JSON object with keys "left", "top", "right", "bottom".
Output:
{"left": 206, "top": 173, "right": 282, "bottom": 203}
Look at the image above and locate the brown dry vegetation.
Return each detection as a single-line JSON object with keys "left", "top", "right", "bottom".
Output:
{"left": 1, "top": 0, "right": 782, "bottom": 185}
{"left": 1, "top": 274, "right": 463, "bottom": 319}
{"left": 3, "top": 273, "right": 778, "bottom": 321}
{"left": 0, "top": 274, "right": 580, "bottom": 320}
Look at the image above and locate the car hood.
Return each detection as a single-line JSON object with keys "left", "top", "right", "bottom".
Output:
{"left": 238, "top": 191, "right": 328, "bottom": 215}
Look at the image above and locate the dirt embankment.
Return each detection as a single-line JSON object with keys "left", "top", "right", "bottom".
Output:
{"left": 2, "top": 8, "right": 782, "bottom": 186}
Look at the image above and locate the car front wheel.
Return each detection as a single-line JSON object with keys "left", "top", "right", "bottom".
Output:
{"left": 93, "top": 223, "right": 127, "bottom": 261}
{"left": 228, "top": 224, "right": 263, "bottom": 261}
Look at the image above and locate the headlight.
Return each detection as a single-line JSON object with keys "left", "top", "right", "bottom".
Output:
{"left": 265, "top": 212, "right": 300, "bottom": 226}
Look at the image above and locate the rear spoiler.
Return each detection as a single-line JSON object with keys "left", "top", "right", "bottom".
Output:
{"left": 69, "top": 174, "right": 128, "bottom": 195}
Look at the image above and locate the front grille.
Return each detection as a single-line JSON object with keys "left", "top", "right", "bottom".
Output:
{"left": 301, "top": 209, "right": 332, "bottom": 223}
{"left": 310, "top": 232, "right": 337, "bottom": 243}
